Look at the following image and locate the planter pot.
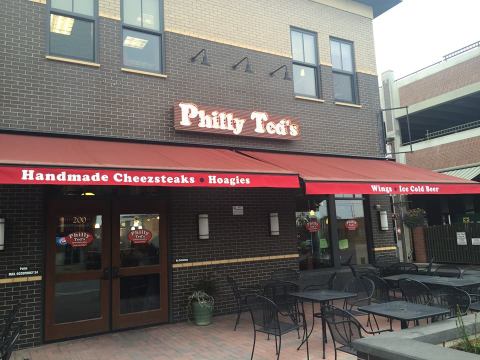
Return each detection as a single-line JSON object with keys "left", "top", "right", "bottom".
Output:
{"left": 412, "top": 226, "right": 427, "bottom": 263}
{"left": 191, "top": 301, "right": 213, "bottom": 326}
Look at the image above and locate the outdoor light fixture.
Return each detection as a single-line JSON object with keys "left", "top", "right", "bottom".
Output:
{"left": 379, "top": 210, "right": 389, "bottom": 231}
{"left": 232, "top": 56, "right": 253, "bottom": 73}
{"left": 0, "top": 218, "right": 5, "bottom": 251}
{"left": 191, "top": 49, "right": 210, "bottom": 66}
{"left": 198, "top": 214, "right": 209, "bottom": 240}
{"left": 270, "top": 65, "right": 292, "bottom": 80}
{"left": 270, "top": 213, "right": 280, "bottom": 236}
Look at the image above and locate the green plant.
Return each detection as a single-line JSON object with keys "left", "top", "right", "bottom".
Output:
{"left": 455, "top": 307, "right": 480, "bottom": 354}
{"left": 403, "top": 208, "right": 427, "bottom": 228}
{"left": 188, "top": 290, "right": 214, "bottom": 309}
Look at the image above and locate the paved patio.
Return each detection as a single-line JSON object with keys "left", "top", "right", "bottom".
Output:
{"left": 14, "top": 304, "right": 399, "bottom": 360}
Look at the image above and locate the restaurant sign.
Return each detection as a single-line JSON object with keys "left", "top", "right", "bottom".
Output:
{"left": 305, "top": 221, "right": 321, "bottom": 232}
{"left": 128, "top": 229, "right": 153, "bottom": 245}
{"left": 65, "top": 232, "right": 94, "bottom": 248}
{"left": 345, "top": 219, "right": 358, "bottom": 231}
{"left": 0, "top": 167, "right": 299, "bottom": 189}
{"left": 174, "top": 102, "right": 300, "bottom": 140}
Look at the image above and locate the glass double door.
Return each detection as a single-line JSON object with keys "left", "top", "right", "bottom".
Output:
{"left": 45, "top": 199, "right": 168, "bottom": 341}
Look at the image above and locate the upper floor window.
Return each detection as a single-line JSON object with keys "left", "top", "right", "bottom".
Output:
{"left": 291, "top": 28, "right": 319, "bottom": 98}
{"left": 122, "top": 0, "right": 163, "bottom": 73}
{"left": 330, "top": 38, "right": 357, "bottom": 103}
{"left": 48, "top": 0, "right": 97, "bottom": 62}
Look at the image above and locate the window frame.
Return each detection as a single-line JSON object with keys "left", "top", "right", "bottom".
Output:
{"left": 120, "top": 0, "right": 165, "bottom": 74}
{"left": 47, "top": 0, "right": 99, "bottom": 63}
{"left": 330, "top": 37, "right": 358, "bottom": 104}
{"left": 290, "top": 27, "right": 321, "bottom": 99}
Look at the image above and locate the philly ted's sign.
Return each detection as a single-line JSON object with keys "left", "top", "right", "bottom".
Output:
{"left": 174, "top": 102, "right": 301, "bottom": 140}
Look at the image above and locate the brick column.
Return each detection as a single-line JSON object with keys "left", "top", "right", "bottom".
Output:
{"left": 412, "top": 226, "right": 427, "bottom": 263}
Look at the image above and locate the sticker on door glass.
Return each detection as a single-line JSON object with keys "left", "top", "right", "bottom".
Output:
{"left": 128, "top": 229, "right": 153, "bottom": 245}
{"left": 65, "top": 232, "right": 94, "bottom": 248}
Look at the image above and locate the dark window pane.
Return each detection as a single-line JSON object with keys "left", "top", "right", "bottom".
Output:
{"left": 293, "top": 64, "right": 317, "bottom": 97}
{"left": 333, "top": 72, "right": 354, "bottom": 102}
{"left": 330, "top": 40, "right": 342, "bottom": 70}
{"left": 120, "top": 214, "right": 160, "bottom": 267}
{"left": 341, "top": 42, "right": 353, "bottom": 72}
{"left": 50, "top": 14, "right": 94, "bottom": 61}
{"left": 73, "top": 0, "right": 94, "bottom": 16}
{"left": 291, "top": 30, "right": 304, "bottom": 62}
{"left": 142, "top": 0, "right": 160, "bottom": 31}
{"left": 123, "top": 29, "right": 161, "bottom": 72}
{"left": 120, "top": 274, "right": 160, "bottom": 314}
{"left": 55, "top": 280, "right": 101, "bottom": 323}
{"left": 123, "top": 0, "right": 142, "bottom": 27}
{"left": 55, "top": 215, "right": 102, "bottom": 273}
{"left": 51, "top": 0, "right": 72, "bottom": 12}
{"left": 303, "top": 33, "right": 316, "bottom": 65}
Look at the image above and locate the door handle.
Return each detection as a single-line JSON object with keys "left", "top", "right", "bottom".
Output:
{"left": 101, "top": 268, "right": 110, "bottom": 280}
{"left": 111, "top": 267, "right": 120, "bottom": 279}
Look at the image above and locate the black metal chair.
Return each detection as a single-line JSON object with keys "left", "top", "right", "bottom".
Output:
{"left": 433, "top": 264, "right": 463, "bottom": 278}
{"left": 381, "top": 262, "right": 418, "bottom": 277}
{"left": 343, "top": 277, "right": 376, "bottom": 330}
{"left": 270, "top": 269, "right": 300, "bottom": 281}
{"left": 435, "top": 287, "right": 471, "bottom": 318}
{"left": 226, "top": 276, "right": 261, "bottom": 331}
{"left": 363, "top": 273, "right": 391, "bottom": 303}
{"left": 0, "top": 303, "right": 20, "bottom": 345}
{"left": 398, "top": 278, "right": 433, "bottom": 305}
{"left": 322, "top": 305, "right": 392, "bottom": 360}
{"left": 246, "top": 295, "right": 308, "bottom": 360}
{"left": 0, "top": 325, "right": 22, "bottom": 360}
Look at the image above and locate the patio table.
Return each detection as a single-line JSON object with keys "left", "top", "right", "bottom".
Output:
{"left": 358, "top": 300, "right": 449, "bottom": 329}
{"left": 383, "top": 274, "right": 480, "bottom": 289}
{"left": 289, "top": 289, "right": 357, "bottom": 359}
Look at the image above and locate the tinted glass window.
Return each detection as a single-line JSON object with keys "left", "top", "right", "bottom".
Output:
{"left": 293, "top": 64, "right": 317, "bottom": 97}
{"left": 123, "top": 29, "right": 161, "bottom": 72}
{"left": 303, "top": 33, "right": 316, "bottom": 65}
{"left": 142, "top": 0, "right": 160, "bottom": 31}
{"left": 50, "top": 14, "right": 94, "bottom": 61}
{"left": 51, "top": 0, "right": 72, "bottom": 12}
{"left": 123, "top": 0, "right": 142, "bottom": 27}
{"left": 291, "top": 30, "right": 304, "bottom": 62}
{"left": 73, "top": 0, "right": 94, "bottom": 16}
{"left": 341, "top": 42, "right": 353, "bottom": 72}
{"left": 331, "top": 40, "right": 342, "bottom": 70}
{"left": 333, "top": 72, "right": 354, "bottom": 103}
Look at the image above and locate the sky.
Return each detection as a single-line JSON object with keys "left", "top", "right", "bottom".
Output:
{"left": 373, "top": 0, "right": 480, "bottom": 79}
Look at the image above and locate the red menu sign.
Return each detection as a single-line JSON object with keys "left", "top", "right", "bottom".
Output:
{"left": 345, "top": 220, "right": 358, "bottom": 231}
{"left": 65, "top": 232, "right": 94, "bottom": 248}
{"left": 174, "top": 102, "right": 301, "bottom": 140}
{"left": 305, "top": 221, "right": 321, "bottom": 233}
{"left": 128, "top": 229, "right": 153, "bottom": 245}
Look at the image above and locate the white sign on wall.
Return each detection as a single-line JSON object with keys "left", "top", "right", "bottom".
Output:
{"left": 472, "top": 238, "right": 480, "bottom": 246}
{"left": 233, "top": 206, "right": 244, "bottom": 216}
{"left": 456, "top": 232, "right": 467, "bottom": 246}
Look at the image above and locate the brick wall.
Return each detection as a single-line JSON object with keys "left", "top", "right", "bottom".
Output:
{"left": 1, "top": 0, "right": 383, "bottom": 158}
{"left": 398, "top": 55, "right": 480, "bottom": 107}
{"left": 405, "top": 136, "right": 480, "bottom": 170}
{"left": 368, "top": 195, "right": 397, "bottom": 262}
{"left": 0, "top": 185, "right": 45, "bottom": 348}
{"left": 169, "top": 188, "right": 298, "bottom": 320}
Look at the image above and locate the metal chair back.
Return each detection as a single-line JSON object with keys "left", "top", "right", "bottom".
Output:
{"left": 263, "top": 280, "right": 299, "bottom": 315}
{"left": 436, "top": 287, "right": 471, "bottom": 318}
{"left": 363, "top": 273, "right": 391, "bottom": 303}
{"left": 0, "top": 303, "right": 20, "bottom": 344}
{"left": 399, "top": 278, "right": 433, "bottom": 305}
{"left": 323, "top": 306, "right": 362, "bottom": 355}
{"left": 343, "top": 277, "right": 375, "bottom": 308}
{"left": 433, "top": 264, "right": 463, "bottom": 278}
{"left": 0, "top": 325, "right": 22, "bottom": 360}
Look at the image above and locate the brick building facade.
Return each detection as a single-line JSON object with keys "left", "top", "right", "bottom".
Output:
{"left": 0, "top": 0, "right": 415, "bottom": 349}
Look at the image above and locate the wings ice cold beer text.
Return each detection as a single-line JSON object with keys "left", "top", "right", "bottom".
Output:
{"left": 178, "top": 103, "right": 300, "bottom": 138}
{"left": 370, "top": 184, "right": 440, "bottom": 194}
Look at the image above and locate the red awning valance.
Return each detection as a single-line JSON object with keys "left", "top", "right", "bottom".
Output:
{"left": 0, "top": 134, "right": 299, "bottom": 189}
{"left": 241, "top": 151, "right": 480, "bottom": 195}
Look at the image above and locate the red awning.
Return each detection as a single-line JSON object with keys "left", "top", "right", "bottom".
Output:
{"left": 0, "top": 134, "right": 299, "bottom": 188}
{"left": 241, "top": 151, "right": 480, "bottom": 195}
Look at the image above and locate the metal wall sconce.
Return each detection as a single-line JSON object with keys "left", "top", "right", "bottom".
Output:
{"left": 0, "top": 218, "right": 5, "bottom": 251}
{"left": 198, "top": 214, "right": 209, "bottom": 240}
{"left": 191, "top": 49, "right": 210, "bottom": 66}
{"left": 270, "top": 213, "right": 280, "bottom": 236}
{"left": 232, "top": 56, "right": 253, "bottom": 73}
{"left": 270, "top": 65, "right": 292, "bottom": 80}
{"left": 374, "top": 205, "right": 389, "bottom": 231}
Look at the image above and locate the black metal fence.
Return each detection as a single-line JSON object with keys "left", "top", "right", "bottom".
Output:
{"left": 425, "top": 223, "right": 480, "bottom": 264}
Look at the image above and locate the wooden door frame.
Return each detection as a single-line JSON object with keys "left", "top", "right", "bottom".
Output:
{"left": 44, "top": 199, "right": 111, "bottom": 341}
{"left": 111, "top": 198, "right": 169, "bottom": 329}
